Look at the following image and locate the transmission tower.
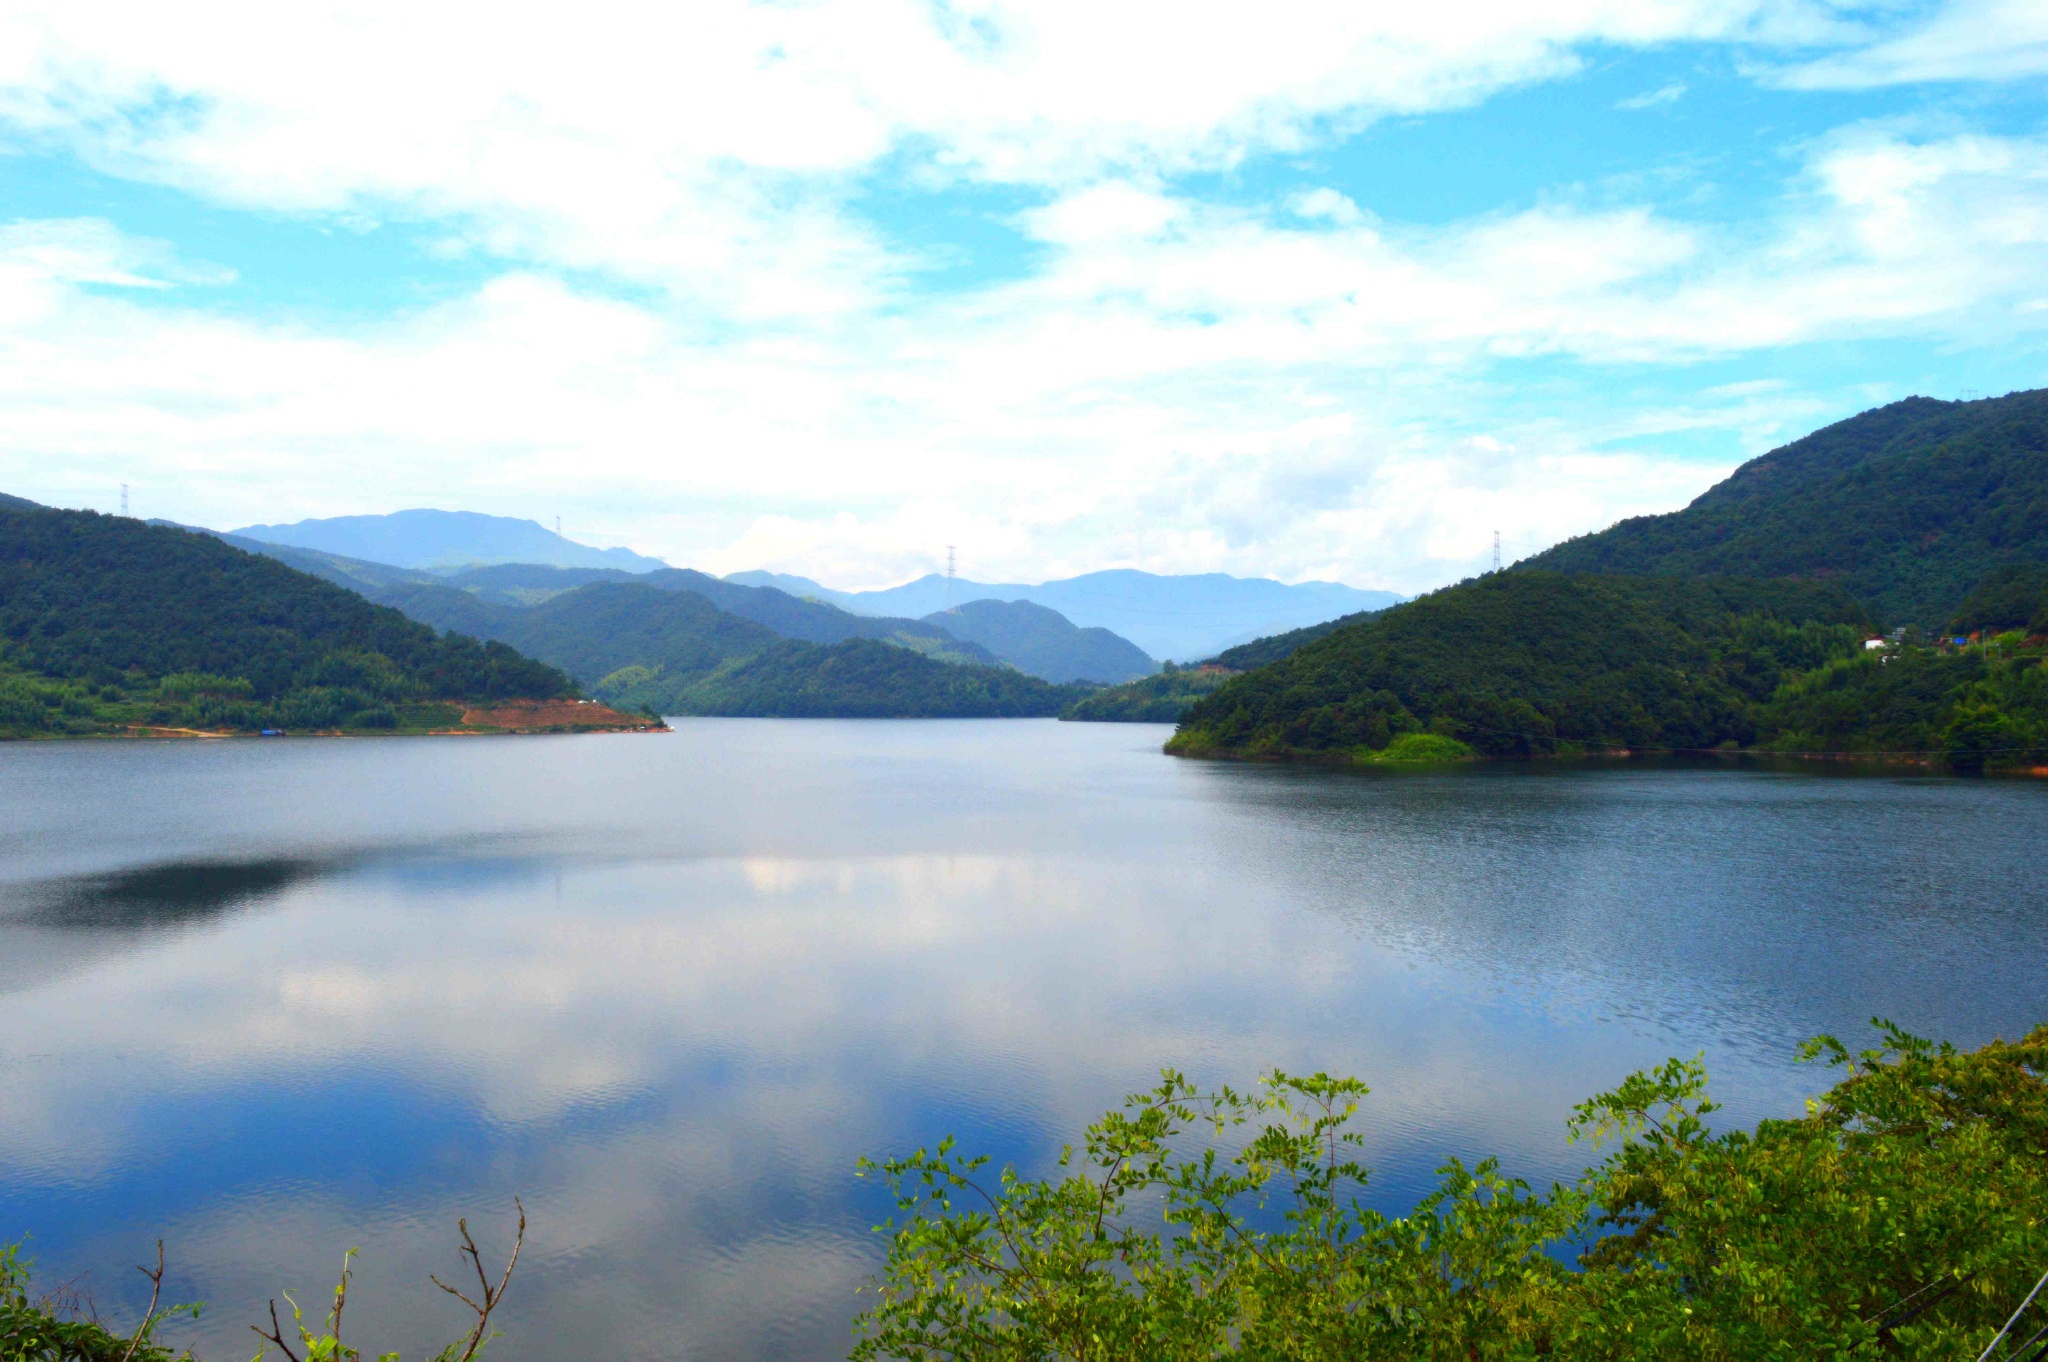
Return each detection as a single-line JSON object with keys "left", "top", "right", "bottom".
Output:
{"left": 1492, "top": 530, "right": 1501, "bottom": 573}
{"left": 945, "top": 545, "right": 957, "bottom": 612}
{"left": 120, "top": 483, "right": 129, "bottom": 517}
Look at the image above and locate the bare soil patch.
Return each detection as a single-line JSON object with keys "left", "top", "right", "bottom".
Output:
{"left": 457, "top": 699, "right": 667, "bottom": 733}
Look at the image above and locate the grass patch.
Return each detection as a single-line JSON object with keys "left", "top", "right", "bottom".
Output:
{"left": 1357, "top": 731, "right": 1475, "bottom": 765}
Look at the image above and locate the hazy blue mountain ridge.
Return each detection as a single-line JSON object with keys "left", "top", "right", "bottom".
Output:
{"left": 723, "top": 567, "right": 1401, "bottom": 661}
{"left": 420, "top": 562, "right": 1005, "bottom": 666}
{"left": 232, "top": 509, "right": 669, "bottom": 573}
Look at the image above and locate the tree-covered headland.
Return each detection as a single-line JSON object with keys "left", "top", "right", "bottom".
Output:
{"left": 0, "top": 504, "right": 620, "bottom": 737}
{"left": 1170, "top": 390, "right": 2048, "bottom": 769}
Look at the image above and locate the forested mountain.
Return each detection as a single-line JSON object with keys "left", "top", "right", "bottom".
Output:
{"left": 1061, "top": 604, "right": 1388, "bottom": 722}
{"left": 210, "top": 530, "right": 437, "bottom": 593}
{"left": 630, "top": 637, "right": 1091, "bottom": 718}
{"left": 1948, "top": 564, "right": 2048, "bottom": 634}
{"left": 1523, "top": 389, "right": 2048, "bottom": 628}
{"left": 402, "top": 563, "right": 1000, "bottom": 663}
{"left": 378, "top": 576, "right": 1087, "bottom": 717}
{"left": 0, "top": 504, "right": 581, "bottom": 736}
{"left": 375, "top": 581, "right": 782, "bottom": 689}
{"left": 924, "top": 599, "right": 1155, "bottom": 683}
{"left": 1060, "top": 665, "right": 1232, "bottom": 722}
{"left": 1169, "top": 573, "right": 1870, "bottom": 759}
{"left": 232, "top": 508, "right": 669, "bottom": 572}
{"left": 1205, "top": 607, "right": 1387, "bottom": 671}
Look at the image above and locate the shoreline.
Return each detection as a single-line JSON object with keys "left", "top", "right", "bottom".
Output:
{"left": 3, "top": 698, "right": 668, "bottom": 741}
{"left": 1163, "top": 742, "right": 2048, "bottom": 776}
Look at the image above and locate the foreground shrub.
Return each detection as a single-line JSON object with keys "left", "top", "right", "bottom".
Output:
{"left": 855, "top": 1022, "right": 2048, "bottom": 1360}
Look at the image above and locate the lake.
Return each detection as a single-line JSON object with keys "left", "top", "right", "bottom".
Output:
{"left": 2, "top": 721, "right": 2044, "bottom": 1360}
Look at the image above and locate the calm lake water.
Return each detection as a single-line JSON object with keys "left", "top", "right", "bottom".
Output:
{"left": 2, "top": 721, "right": 2045, "bottom": 1359}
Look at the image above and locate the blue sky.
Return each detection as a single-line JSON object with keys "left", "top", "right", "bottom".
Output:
{"left": 1, "top": 2, "right": 2045, "bottom": 591}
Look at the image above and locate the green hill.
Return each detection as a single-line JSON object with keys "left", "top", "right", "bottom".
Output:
{"left": 1059, "top": 665, "right": 1230, "bottom": 722}
{"left": 1759, "top": 644, "right": 2048, "bottom": 769}
{"left": 1523, "top": 389, "right": 2048, "bottom": 628}
{"left": 925, "top": 598, "right": 1155, "bottom": 683}
{"left": 1061, "top": 606, "right": 1388, "bottom": 724}
{"left": 1168, "top": 573, "right": 1870, "bottom": 759}
{"left": 0, "top": 504, "right": 575, "bottom": 736}
{"left": 425, "top": 563, "right": 1001, "bottom": 664}
{"left": 1947, "top": 563, "right": 2048, "bottom": 635}
{"left": 649, "top": 637, "right": 1091, "bottom": 718}
{"left": 377, "top": 576, "right": 1089, "bottom": 718}
{"left": 376, "top": 580, "right": 779, "bottom": 687}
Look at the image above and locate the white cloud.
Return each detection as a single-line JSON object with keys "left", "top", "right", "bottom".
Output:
{"left": 1775, "top": 0, "right": 2048, "bottom": 87}
{"left": 3, "top": 121, "right": 2048, "bottom": 591}
{"left": 0, "top": 217, "right": 232, "bottom": 291}
{"left": 0, "top": 5, "right": 2045, "bottom": 591}
{"left": 0, "top": 0, "right": 1844, "bottom": 297}
{"left": 1617, "top": 81, "right": 1689, "bottom": 108}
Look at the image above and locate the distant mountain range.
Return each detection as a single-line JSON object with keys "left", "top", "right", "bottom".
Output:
{"left": 211, "top": 508, "right": 1397, "bottom": 668}
{"left": 232, "top": 509, "right": 669, "bottom": 573}
{"left": 724, "top": 569, "right": 1401, "bottom": 662}
{"left": 206, "top": 550, "right": 1146, "bottom": 686}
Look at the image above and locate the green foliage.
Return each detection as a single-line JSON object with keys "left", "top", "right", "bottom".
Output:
{"left": 856, "top": 1022, "right": 2048, "bottom": 1361}
{"left": 3, "top": 1212, "right": 523, "bottom": 1362}
{"left": 857, "top": 1069, "right": 1581, "bottom": 1362}
{"left": 1761, "top": 645, "right": 2048, "bottom": 768}
{"left": 0, "top": 506, "right": 570, "bottom": 736}
{"left": 1523, "top": 389, "right": 2048, "bottom": 629}
{"left": 1171, "top": 573, "right": 1869, "bottom": 760}
{"left": 1061, "top": 666, "right": 1232, "bottom": 722}
{"left": 1948, "top": 563, "right": 2048, "bottom": 635}
{"left": 1, "top": 1242, "right": 197, "bottom": 1361}
{"left": 1358, "top": 731, "right": 1474, "bottom": 764}
{"left": 1206, "top": 608, "right": 1385, "bottom": 672}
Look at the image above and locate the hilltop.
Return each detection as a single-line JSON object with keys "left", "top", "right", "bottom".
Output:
{"left": 232, "top": 508, "right": 669, "bottom": 573}
{"left": 1523, "top": 389, "right": 2048, "bottom": 628}
{"left": 1165, "top": 390, "right": 2048, "bottom": 770}
{"left": 1167, "top": 573, "right": 1871, "bottom": 760}
{"left": 377, "top": 577, "right": 1090, "bottom": 718}
{"left": 923, "top": 599, "right": 1155, "bottom": 684}
{"left": 0, "top": 503, "right": 653, "bottom": 737}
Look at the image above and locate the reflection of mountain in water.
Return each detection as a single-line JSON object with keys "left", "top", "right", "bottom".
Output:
{"left": 7, "top": 856, "right": 336, "bottom": 932}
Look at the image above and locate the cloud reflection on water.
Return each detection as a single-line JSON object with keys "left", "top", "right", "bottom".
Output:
{"left": 0, "top": 727, "right": 2043, "bottom": 1361}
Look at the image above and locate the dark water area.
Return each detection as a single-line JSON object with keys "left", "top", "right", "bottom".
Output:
{"left": 1, "top": 721, "right": 2044, "bottom": 1359}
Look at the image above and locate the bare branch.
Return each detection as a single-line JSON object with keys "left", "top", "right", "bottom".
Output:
{"left": 433, "top": 1200, "right": 525, "bottom": 1362}
{"left": 250, "top": 1298, "right": 303, "bottom": 1362}
{"left": 116, "top": 1241, "right": 165, "bottom": 1362}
